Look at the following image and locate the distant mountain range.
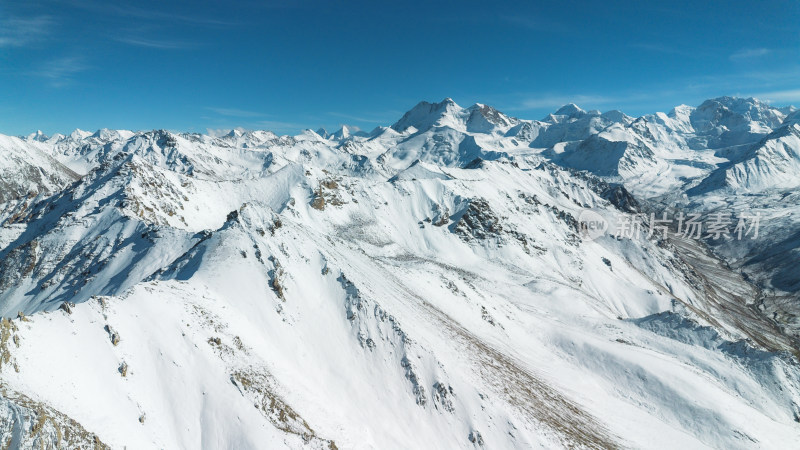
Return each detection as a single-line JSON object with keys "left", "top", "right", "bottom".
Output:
{"left": 0, "top": 96, "right": 799, "bottom": 449}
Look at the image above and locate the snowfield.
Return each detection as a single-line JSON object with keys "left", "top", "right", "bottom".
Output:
{"left": 0, "top": 96, "right": 799, "bottom": 449}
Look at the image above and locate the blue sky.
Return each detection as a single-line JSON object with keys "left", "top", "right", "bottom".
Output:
{"left": 1, "top": 0, "right": 798, "bottom": 136}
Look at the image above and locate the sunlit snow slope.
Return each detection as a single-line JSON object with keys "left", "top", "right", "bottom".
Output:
{"left": 0, "top": 97, "right": 799, "bottom": 449}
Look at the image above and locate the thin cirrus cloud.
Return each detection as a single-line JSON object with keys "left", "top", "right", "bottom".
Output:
{"left": 33, "top": 56, "right": 89, "bottom": 87}
{"left": 205, "top": 108, "right": 307, "bottom": 134}
{"left": 105, "top": 4, "right": 235, "bottom": 27}
{"left": 628, "top": 43, "right": 703, "bottom": 58}
{"left": 206, "top": 107, "right": 266, "bottom": 118}
{"left": 0, "top": 15, "right": 52, "bottom": 47}
{"left": 327, "top": 112, "right": 395, "bottom": 124}
{"left": 256, "top": 120, "right": 309, "bottom": 133}
{"left": 67, "top": 0, "right": 237, "bottom": 27}
{"left": 115, "top": 36, "right": 195, "bottom": 50}
{"left": 515, "top": 95, "right": 617, "bottom": 110}
{"left": 498, "top": 14, "right": 569, "bottom": 33}
{"left": 207, "top": 121, "right": 308, "bottom": 135}
{"left": 730, "top": 48, "right": 773, "bottom": 60}
{"left": 749, "top": 89, "right": 800, "bottom": 104}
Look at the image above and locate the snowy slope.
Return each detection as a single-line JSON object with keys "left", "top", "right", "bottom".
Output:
{"left": 1, "top": 96, "right": 800, "bottom": 449}
{"left": 690, "top": 122, "right": 800, "bottom": 193}
{"left": 0, "top": 135, "right": 79, "bottom": 203}
{"left": 544, "top": 122, "right": 662, "bottom": 177}
{"left": 688, "top": 96, "right": 787, "bottom": 149}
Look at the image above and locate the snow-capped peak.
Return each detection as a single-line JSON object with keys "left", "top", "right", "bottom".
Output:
{"left": 391, "top": 97, "right": 462, "bottom": 132}
{"left": 464, "top": 103, "right": 518, "bottom": 131}
{"left": 91, "top": 128, "right": 135, "bottom": 142}
{"left": 554, "top": 103, "right": 585, "bottom": 118}
{"left": 692, "top": 96, "right": 786, "bottom": 131}
{"left": 2, "top": 94, "right": 800, "bottom": 450}
{"left": 25, "top": 130, "right": 49, "bottom": 142}
{"left": 68, "top": 129, "right": 93, "bottom": 141}
{"left": 331, "top": 125, "right": 368, "bottom": 140}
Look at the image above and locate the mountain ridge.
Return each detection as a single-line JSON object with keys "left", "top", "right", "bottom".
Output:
{"left": 1, "top": 95, "right": 800, "bottom": 449}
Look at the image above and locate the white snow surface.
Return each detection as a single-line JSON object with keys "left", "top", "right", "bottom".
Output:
{"left": 0, "top": 96, "right": 799, "bottom": 449}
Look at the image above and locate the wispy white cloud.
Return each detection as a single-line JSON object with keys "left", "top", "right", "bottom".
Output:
{"left": 70, "top": 0, "right": 235, "bottom": 51}
{"left": 499, "top": 63, "right": 800, "bottom": 115}
{"left": 748, "top": 89, "right": 800, "bottom": 104}
{"left": 206, "top": 127, "right": 248, "bottom": 137}
{"left": 206, "top": 120, "right": 307, "bottom": 136}
{"left": 115, "top": 36, "right": 194, "bottom": 50}
{"left": 630, "top": 43, "right": 677, "bottom": 54}
{"left": 515, "top": 95, "right": 617, "bottom": 110}
{"left": 327, "top": 112, "right": 394, "bottom": 124}
{"left": 205, "top": 107, "right": 309, "bottom": 134}
{"left": 0, "top": 15, "right": 52, "bottom": 47}
{"left": 730, "top": 48, "right": 772, "bottom": 60}
{"left": 68, "top": 1, "right": 237, "bottom": 27}
{"left": 33, "top": 56, "right": 89, "bottom": 87}
{"left": 628, "top": 43, "right": 701, "bottom": 58}
{"left": 256, "top": 120, "right": 308, "bottom": 132}
{"left": 499, "top": 14, "right": 567, "bottom": 32}
{"left": 206, "top": 107, "right": 265, "bottom": 118}
{"left": 107, "top": 4, "right": 236, "bottom": 27}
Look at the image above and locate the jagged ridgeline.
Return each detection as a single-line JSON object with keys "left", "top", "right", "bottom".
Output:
{"left": 0, "top": 97, "right": 799, "bottom": 448}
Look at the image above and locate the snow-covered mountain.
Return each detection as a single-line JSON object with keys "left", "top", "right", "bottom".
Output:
{"left": 0, "top": 135, "right": 79, "bottom": 203}
{"left": 688, "top": 96, "right": 788, "bottom": 149}
{"left": 691, "top": 121, "right": 800, "bottom": 193}
{"left": 542, "top": 122, "right": 662, "bottom": 177}
{"left": 1, "top": 96, "right": 799, "bottom": 449}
